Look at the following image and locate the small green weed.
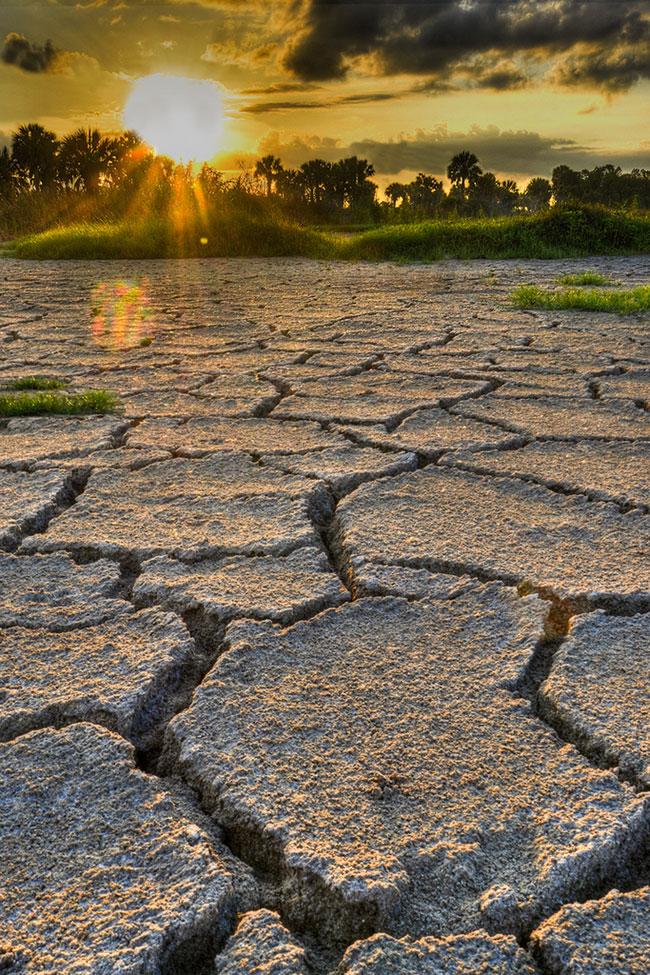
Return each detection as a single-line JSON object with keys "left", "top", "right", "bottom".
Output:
{"left": 557, "top": 272, "right": 615, "bottom": 286}
{"left": 4, "top": 376, "right": 68, "bottom": 391}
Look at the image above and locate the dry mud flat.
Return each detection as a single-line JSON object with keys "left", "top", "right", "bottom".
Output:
{"left": 0, "top": 256, "right": 649, "bottom": 974}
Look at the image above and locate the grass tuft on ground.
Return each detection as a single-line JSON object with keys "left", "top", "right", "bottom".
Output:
{"left": 0, "top": 389, "right": 120, "bottom": 417}
{"left": 511, "top": 284, "right": 650, "bottom": 314}
{"left": 6, "top": 206, "right": 649, "bottom": 263}
{"left": 557, "top": 272, "right": 615, "bottom": 286}
{"left": 4, "top": 376, "right": 68, "bottom": 391}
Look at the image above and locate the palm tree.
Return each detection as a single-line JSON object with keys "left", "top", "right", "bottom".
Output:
{"left": 254, "top": 154, "right": 283, "bottom": 197}
{"left": 524, "top": 177, "right": 552, "bottom": 212}
{"left": 58, "top": 129, "right": 119, "bottom": 192}
{"left": 300, "top": 159, "right": 331, "bottom": 205}
{"left": 408, "top": 173, "right": 444, "bottom": 213}
{"left": 385, "top": 182, "right": 406, "bottom": 207}
{"left": 447, "top": 151, "right": 482, "bottom": 194}
{"left": 11, "top": 123, "right": 58, "bottom": 190}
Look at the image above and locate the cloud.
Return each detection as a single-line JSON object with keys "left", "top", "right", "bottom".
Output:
{"left": 241, "top": 82, "right": 322, "bottom": 95}
{"left": 243, "top": 87, "right": 405, "bottom": 113}
{"left": 552, "top": 45, "right": 650, "bottom": 92}
{"left": 255, "top": 125, "right": 650, "bottom": 178}
{"left": 2, "top": 33, "right": 58, "bottom": 73}
{"left": 281, "top": 0, "right": 649, "bottom": 93}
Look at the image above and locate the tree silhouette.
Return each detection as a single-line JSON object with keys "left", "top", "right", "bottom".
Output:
{"left": 408, "top": 173, "right": 444, "bottom": 213}
{"left": 58, "top": 129, "right": 118, "bottom": 192}
{"left": 11, "top": 124, "right": 58, "bottom": 190}
{"left": 524, "top": 177, "right": 552, "bottom": 212}
{"left": 551, "top": 165, "right": 583, "bottom": 205}
{"left": 300, "top": 159, "right": 331, "bottom": 205}
{"left": 254, "top": 154, "right": 283, "bottom": 197}
{"left": 385, "top": 182, "right": 406, "bottom": 207}
{"left": 447, "top": 151, "right": 482, "bottom": 194}
{"left": 0, "top": 147, "right": 13, "bottom": 190}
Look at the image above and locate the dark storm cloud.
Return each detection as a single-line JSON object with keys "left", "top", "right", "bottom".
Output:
{"left": 283, "top": 0, "right": 649, "bottom": 92}
{"left": 553, "top": 45, "right": 650, "bottom": 92}
{"left": 2, "top": 33, "right": 58, "bottom": 73}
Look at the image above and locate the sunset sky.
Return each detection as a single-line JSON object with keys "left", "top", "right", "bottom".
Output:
{"left": 1, "top": 0, "right": 648, "bottom": 189}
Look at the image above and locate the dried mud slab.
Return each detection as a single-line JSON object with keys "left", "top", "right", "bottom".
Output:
{"left": 163, "top": 588, "right": 647, "bottom": 942}
{"left": 539, "top": 611, "right": 650, "bottom": 787}
{"left": 121, "top": 377, "right": 278, "bottom": 418}
{"left": 128, "top": 415, "right": 346, "bottom": 456}
{"left": 34, "top": 446, "right": 172, "bottom": 472}
{"left": 0, "top": 724, "right": 235, "bottom": 974}
{"left": 442, "top": 440, "right": 650, "bottom": 510}
{"left": 337, "top": 931, "right": 536, "bottom": 974}
{"left": 264, "top": 352, "right": 379, "bottom": 384}
{"left": 0, "top": 608, "right": 200, "bottom": 749}
{"left": 0, "top": 468, "right": 73, "bottom": 551}
{"left": 334, "top": 467, "right": 650, "bottom": 612}
{"left": 597, "top": 369, "right": 649, "bottom": 405}
{"left": 273, "top": 373, "right": 490, "bottom": 426}
{"left": 342, "top": 408, "right": 526, "bottom": 457}
{"left": 351, "top": 563, "right": 478, "bottom": 600}
{"left": 0, "top": 552, "right": 124, "bottom": 629}
{"left": 452, "top": 394, "right": 650, "bottom": 441}
{"left": 23, "top": 453, "right": 327, "bottom": 562}
{"left": 0, "top": 416, "right": 129, "bottom": 469}
{"left": 530, "top": 887, "right": 650, "bottom": 975}
{"left": 214, "top": 910, "right": 309, "bottom": 974}
{"left": 134, "top": 548, "right": 349, "bottom": 625}
{"left": 262, "top": 445, "right": 417, "bottom": 496}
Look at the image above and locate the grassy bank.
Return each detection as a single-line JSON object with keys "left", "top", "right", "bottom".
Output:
{"left": 5, "top": 206, "right": 649, "bottom": 262}
{"left": 336, "top": 207, "right": 650, "bottom": 261}
{"left": 8, "top": 214, "right": 328, "bottom": 261}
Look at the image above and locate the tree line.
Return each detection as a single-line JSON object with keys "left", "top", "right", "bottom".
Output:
{"left": 1, "top": 123, "right": 648, "bottom": 226}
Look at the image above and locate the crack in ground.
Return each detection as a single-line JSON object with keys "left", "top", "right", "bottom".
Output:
{"left": 4, "top": 467, "right": 91, "bottom": 554}
{"left": 441, "top": 452, "right": 649, "bottom": 514}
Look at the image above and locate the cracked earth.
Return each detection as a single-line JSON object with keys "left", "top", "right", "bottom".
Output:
{"left": 0, "top": 256, "right": 648, "bottom": 975}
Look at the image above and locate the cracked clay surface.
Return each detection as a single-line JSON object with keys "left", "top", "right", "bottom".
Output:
{"left": 0, "top": 256, "right": 648, "bottom": 973}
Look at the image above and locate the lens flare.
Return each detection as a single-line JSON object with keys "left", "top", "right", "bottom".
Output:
{"left": 90, "top": 280, "right": 154, "bottom": 349}
{"left": 123, "top": 74, "right": 225, "bottom": 164}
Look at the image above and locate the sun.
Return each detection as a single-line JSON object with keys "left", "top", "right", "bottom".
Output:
{"left": 123, "top": 74, "right": 225, "bottom": 164}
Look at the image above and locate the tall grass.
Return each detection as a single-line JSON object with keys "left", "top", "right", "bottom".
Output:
{"left": 7, "top": 206, "right": 650, "bottom": 262}
{"left": 511, "top": 284, "right": 650, "bottom": 314}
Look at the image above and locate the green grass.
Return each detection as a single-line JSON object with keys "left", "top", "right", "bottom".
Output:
{"left": 557, "top": 272, "right": 615, "bottom": 286}
{"left": 6, "top": 206, "right": 650, "bottom": 263}
{"left": 511, "top": 284, "right": 650, "bottom": 314}
{"left": 0, "top": 389, "right": 120, "bottom": 417}
{"left": 4, "top": 376, "right": 68, "bottom": 391}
